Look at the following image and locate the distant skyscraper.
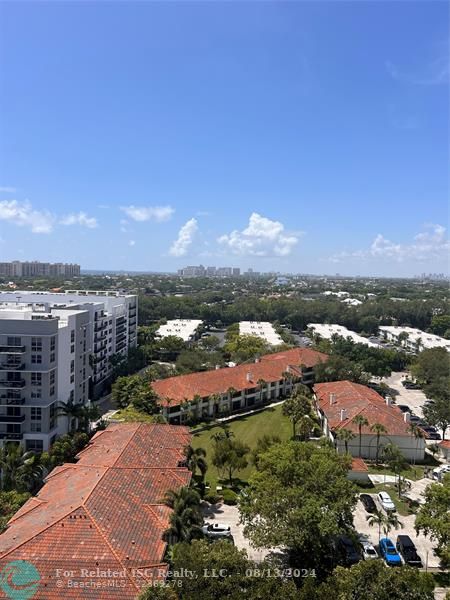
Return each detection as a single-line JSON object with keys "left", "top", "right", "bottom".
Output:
{"left": 0, "top": 261, "right": 81, "bottom": 278}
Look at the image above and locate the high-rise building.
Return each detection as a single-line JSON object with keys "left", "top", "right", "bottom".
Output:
{"left": 0, "top": 261, "right": 81, "bottom": 278}
{"left": 0, "top": 290, "right": 138, "bottom": 403}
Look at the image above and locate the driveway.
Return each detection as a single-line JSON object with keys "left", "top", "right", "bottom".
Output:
{"left": 201, "top": 502, "right": 273, "bottom": 562}
{"left": 382, "top": 371, "right": 448, "bottom": 441}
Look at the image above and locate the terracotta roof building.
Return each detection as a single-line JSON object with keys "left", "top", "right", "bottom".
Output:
{"left": 314, "top": 380, "right": 425, "bottom": 462}
{"left": 152, "top": 348, "right": 328, "bottom": 423}
{"left": 0, "top": 423, "right": 191, "bottom": 599}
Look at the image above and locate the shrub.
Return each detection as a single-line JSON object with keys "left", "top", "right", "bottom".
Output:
{"left": 222, "top": 489, "right": 238, "bottom": 505}
{"left": 204, "top": 493, "right": 221, "bottom": 504}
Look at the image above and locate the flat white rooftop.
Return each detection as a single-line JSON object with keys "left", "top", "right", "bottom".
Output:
{"left": 239, "top": 321, "right": 283, "bottom": 346}
{"left": 156, "top": 319, "right": 203, "bottom": 342}
{"left": 307, "top": 323, "right": 379, "bottom": 348}
{"left": 379, "top": 326, "right": 450, "bottom": 351}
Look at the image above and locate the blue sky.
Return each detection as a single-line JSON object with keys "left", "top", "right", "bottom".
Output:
{"left": 0, "top": 1, "right": 448, "bottom": 276}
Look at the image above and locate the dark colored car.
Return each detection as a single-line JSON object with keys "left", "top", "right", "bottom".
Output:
{"left": 397, "top": 405, "right": 411, "bottom": 413}
{"left": 424, "top": 431, "right": 442, "bottom": 440}
{"left": 360, "top": 494, "right": 377, "bottom": 513}
{"left": 402, "top": 381, "right": 421, "bottom": 389}
{"left": 335, "top": 535, "right": 361, "bottom": 566}
{"left": 396, "top": 535, "right": 422, "bottom": 567}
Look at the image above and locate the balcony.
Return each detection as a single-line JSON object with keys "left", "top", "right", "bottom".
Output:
{"left": 0, "top": 380, "right": 26, "bottom": 389}
{"left": 0, "top": 345, "right": 26, "bottom": 354}
{"left": 0, "top": 362, "right": 25, "bottom": 371}
{"left": 0, "top": 396, "right": 25, "bottom": 406}
{"left": 94, "top": 322, "right": 107, "bottom": 332}
{"left": 0, "top": 432, "right": 23, "bottom": 440}
{"left": 0, "top": 414, "right": 25, "bottom": 423}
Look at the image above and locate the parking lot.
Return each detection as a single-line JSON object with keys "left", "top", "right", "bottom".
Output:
{"left": 354, "top": 491, "right": 439, "bottom": 568}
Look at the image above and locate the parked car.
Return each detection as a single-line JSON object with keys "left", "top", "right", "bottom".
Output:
{"left": 396, "top": 535, "right": 422, "bottom": 567}
{"left": 201, "top": 523, "right": 232, "bottom": 538}
{"left": 358, "top": 535, "right": 378, "bottom": 560}
{"left": 424, "top": 431, "right": 442, "bottom": 440}
{"left": 409, "top": 415, "right": 421, "bottom": 424}
{"left": 360, "top": 493, "right": 377, "bottom": 513}
{"left": 334, "top": 535, "right": 361, "bottom": 566}
{"left": 432, "top": 466, "right": 450, "bottom": 481}
{"left": 377, "top": 491, "right": 396, "bottom": 512}
{"left": 379, "top": 537, "right": 402, "bottom": 566}
{"left": 402, "top": 380, "right": 421, "bottom": 389}
{"left": 397, "top": 405, "right": 411, "bottom": 413}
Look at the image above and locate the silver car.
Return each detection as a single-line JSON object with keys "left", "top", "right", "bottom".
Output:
{"left": 201, "top": 522, "right": 232, "bottom": 538}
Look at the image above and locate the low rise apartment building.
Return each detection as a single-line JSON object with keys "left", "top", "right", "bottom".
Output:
{"left": 155, "top": 318, "right": 203, "bottom": 342}
{"left": 152, "top": 348, "right": 327, "bottom": 424}
{"left": 307, "top": 323, "right": 380, "bottom": 347}
{"left": 239, "top": 321, "right": 283, "bottom": 346}
{"left": 314, "top": 380, "right": 426, "bottom": 462}
{"left": 0, "top": 423, "right": 192, "bottom": 599}
{"left": 379, "top": 325, "right": 450, "bottom": 352}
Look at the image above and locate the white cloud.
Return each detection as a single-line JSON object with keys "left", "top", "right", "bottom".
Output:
{"left": 0, "top": 200, "right": 55, "bottom": 233}
{"left": 386, "top": 54, "right": 449, "bottom": 86}
{"left": 60, "top": 212, "right": 98, "bottom": 228}
{"left": 169, "top": 218, "right": 198, "bottom": 257}
{"left": 329, "top": 224, "right": 450, "bottom": 263}
{"left": 0, "top": 186, "right": 16, "bottom": 193}
{"left": 218, "top": 212, "right": 300, "bottom": 257}
{"left": 128, "top": 240, "right": 136, "bottom": 247}
{"left": 120, "top": 205, "right": 174, "bottom": 222}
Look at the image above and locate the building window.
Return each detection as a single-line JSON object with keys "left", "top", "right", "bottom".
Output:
{"left": 26, "top": 439, "right": 43, "bottom": 452}
{"left": 30, "top": 422, "right": 42, "bottom": 432}
{"left": 71, "top": 344, "right": 75, "bottom": 353}
{"left": 49, "top": 403, "right": 57, "bottom": 429}
{"left": 70, "top": 330, "right": 75, "bottom": 343}
{"left": 50, "top": 386, "right": 55, "bottom": 396}
{"left": 31, "top": 337, "right": 42, "bottom": 352}
{"left": 50, "top": 336, "right": 56, "bottom": 352}
{"left": 70, "top": 360, "right": 74, "bottom": 374}
{"left": 70, "top": 375, "right": 74, "bottom": 384}
{"left": 69, "top": 390, "right": 74, "bottom": 402}
{"left": 31, "top": 354, "right": 42, "bottom": 364}
{"left": 7, "top": 336, "right": 21, "bottom": 347}
{"left": 31, "top": 407, "right": 42, "bottom": 420}
{"left": 31, "top": 390, "right": 42, "bottom": 399}
{"left": 50, "top": 352, "right": 56, "bottom": 363}
{"left": 31, "top": 373, "right": 42, "bottom": 386}
{"left": 50, "top": 371, "right": 55, "bottom": 385}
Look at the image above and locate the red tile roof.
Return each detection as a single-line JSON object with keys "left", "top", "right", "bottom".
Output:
{"left": 314, "top": 380, "right": 414, "bottom": 436}
{"left": 152, "top": 348, "right": 328, "bottom": 407}
{"left": 351, "top": 457, "right": 369, "bottom": 472}
{"left": 0, "top": 423, "right": 191, "bottom": 599}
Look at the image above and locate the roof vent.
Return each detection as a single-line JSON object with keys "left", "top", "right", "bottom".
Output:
{"left": 329, "top": 393, "right": 336, "bottom": 405}
{"left": 246, "top": 372, "right": 252, "bottom": 382}
{"left": 340, "top": 409, "right": 347, "bottom": 422}
{"left": 385, "top": 396, "right": 392, "bottom": 406}
{"left": 404, "top": 412, "right": 411, "bottom": 422}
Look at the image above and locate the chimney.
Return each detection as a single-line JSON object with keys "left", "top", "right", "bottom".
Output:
{"left": 246, "top": 372, "right": 252, "bottom": 382}
{"left": 329, "top": 393, "right": 336, "bottom": 405}
{"left": 340, "top": 409, "right": 347, "bottom": 422}
{"left": 215, "top": 364, "right": 220, "bottom": 370}
{"left": 254, "top": 356, "right": 260, "bottom": 363}
{"left": 385, "top": 396, "right": 392, "bottom": 406}
{"left": 404, "top": 412, "right": 411, "bottom": 422}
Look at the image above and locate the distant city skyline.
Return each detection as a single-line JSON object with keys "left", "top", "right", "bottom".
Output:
{"left": 0, "top": 2, "right": 448, "bottom": 277}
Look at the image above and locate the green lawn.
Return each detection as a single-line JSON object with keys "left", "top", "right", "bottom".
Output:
{"left": 367, "top": 464, "right": 427, "bottom": 481}
{"left": 191, "top": 404, "right": 292, "bottom": 491}
{"left": 371, "top": 483, "right": 417, "bottom": 516}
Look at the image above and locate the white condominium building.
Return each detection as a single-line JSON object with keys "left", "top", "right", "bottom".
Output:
{"left": 307, "top": 323, "right": 379, "bottom": 348}
{"left": 379, "top": 326, "right": 450, "bottom": 352}
{"left": 239, "top": 321, "right": 283, "bottom": 346}
{"left": 156, "top": 319, "right": 203, "bottom": 343}
{"left": 0, "top": 290, "right": 138, "bottom": 400}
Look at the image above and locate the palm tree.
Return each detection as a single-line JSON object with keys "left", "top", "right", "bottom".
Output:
{"left": 352, "top": 414, "right": 369, "bottom": 458}
{"left": 408, "top": 423, "right": 425, "bottom": 467}
{"left": 184, "top": 446, "right": 207, "bottom": 481}
{"left": 0, "top": 443, "right": 43, "bottom": 492}
{"left": 209, "top": 393, "right": 221, "bottom": 417}
{"left": 191, "top": 394, "right": 202, "bottom": 420}
{"left": 370, "top": 422, "right": 388, "bottom": 465}
{"left": 257, "top": 379, "right": 267, "bottom": 405}
{"left": 212, "top": 424, "right": 234, "bottom": 442}
{"left": 58, "top": 400, "right": 99, "bottom": 434}
{"left": 367, "top": 509, "right": 386, "bottom": 545}
{"left": 336, "top": 428, "right": 355, "bottom": 454}
{"left": 382, "top": 512, "right": 403, "bottom": 538}
{"left": 162, "top": 486, "right": 203, "bottom": 544}
{"left": 282, "top": 370, "right": 293, "bottom": 396}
